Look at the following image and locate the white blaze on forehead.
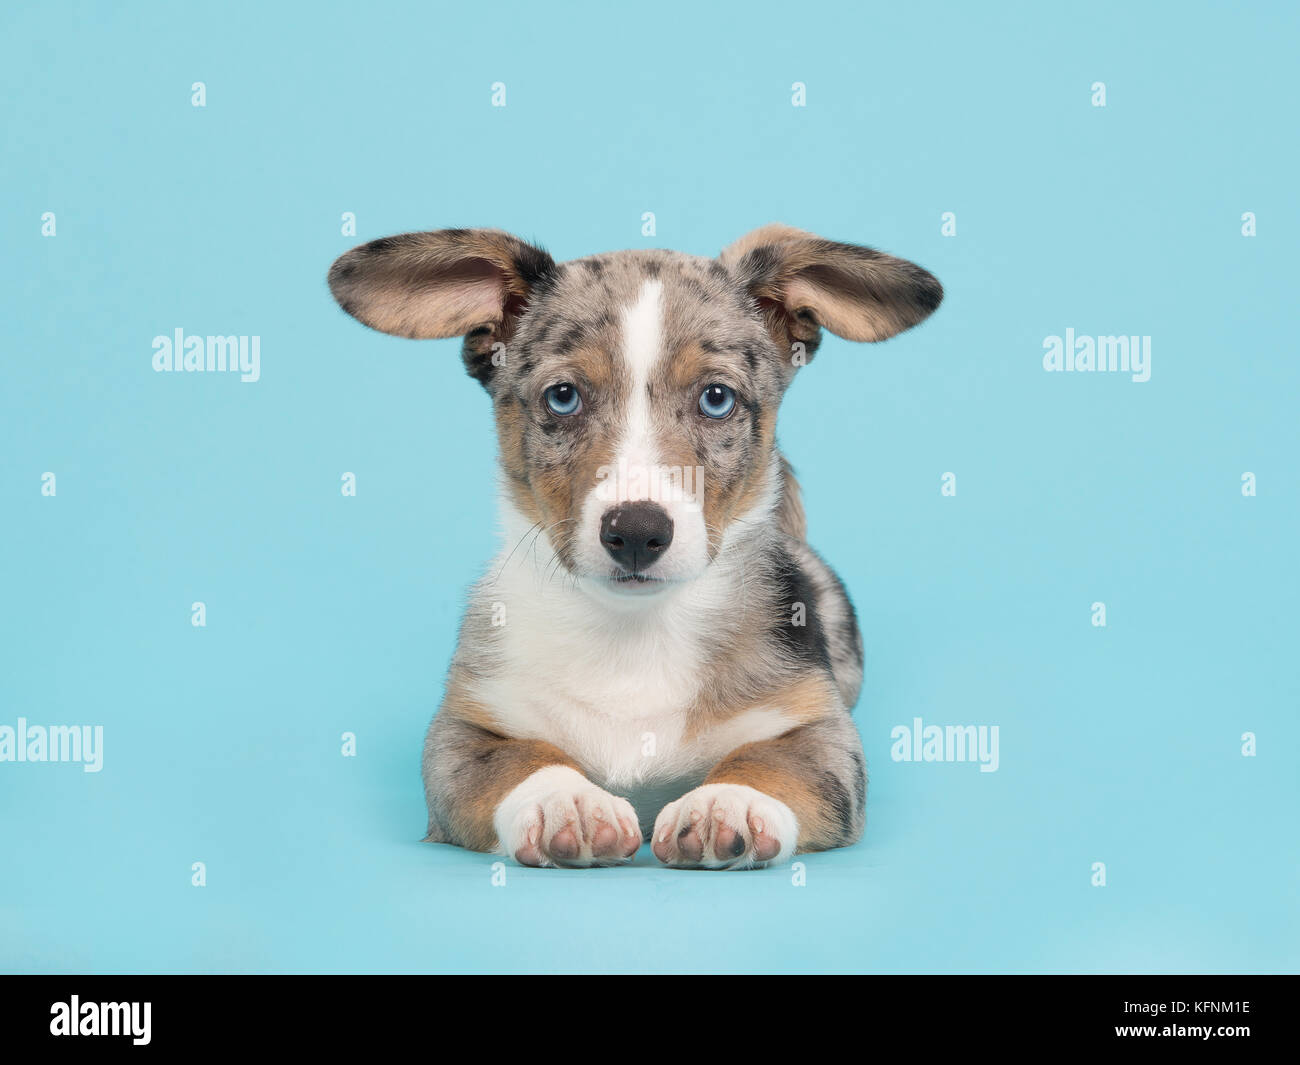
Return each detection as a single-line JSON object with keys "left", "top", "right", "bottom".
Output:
{"left": 622, "top": 278, "right": 665, "bottom": 388}
{"left": 574, "top": 275, "right": 710, "bottom": 583}
{"left": 612, "top": 278, "right": 665, "bottom": 501}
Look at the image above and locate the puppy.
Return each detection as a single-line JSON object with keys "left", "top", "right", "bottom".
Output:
{"left": 328, "top": 224, "right": 941, "bottom": 868}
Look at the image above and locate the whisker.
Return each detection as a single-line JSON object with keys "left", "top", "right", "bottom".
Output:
{"left": 488, "top": 521, "right": 542, "bottom": 584}
{"left": 528, "top": 518, "right": 576, "bottom": 569}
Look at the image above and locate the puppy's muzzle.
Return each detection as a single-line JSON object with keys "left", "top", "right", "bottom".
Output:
{"left": 599, "top": 502, "right": 674, "bottom": 574}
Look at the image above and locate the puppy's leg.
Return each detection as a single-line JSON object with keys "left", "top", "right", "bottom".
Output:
{"left": 651, "top": 713, "right": 866, "bottom": 869}
{"left": 423, "top": 700, "right": 641, "bottom": 867}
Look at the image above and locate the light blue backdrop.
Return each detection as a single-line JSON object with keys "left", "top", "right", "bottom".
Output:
{"left": 2, "top": 0, "right": 1296, "bottom": 974}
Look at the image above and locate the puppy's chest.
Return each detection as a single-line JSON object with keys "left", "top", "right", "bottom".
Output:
{"left": 486, "top": 623, "right": 708, "bottom": 789}
{"left": 472, "top": 579, "right": 799, "bottom": 796}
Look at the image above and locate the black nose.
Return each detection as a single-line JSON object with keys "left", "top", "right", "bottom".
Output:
{"left": 599, "top": 502, "right": 674, "bottom": 572}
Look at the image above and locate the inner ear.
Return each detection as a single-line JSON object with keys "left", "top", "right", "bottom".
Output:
{"left": 753, "top": 295, "right": 821, "bottom": 355}
{"left": 781, "top": 252, "right": 942, "bottom": 343}
{"left": 327, "top": 229, "right": 554, "bottom": 342}
{"left": 722, "top": 225, "right": 942, "bottom": 348}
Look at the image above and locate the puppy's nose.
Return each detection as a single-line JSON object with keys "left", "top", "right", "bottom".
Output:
{"left": 599, "top": 502, "right": 674, "bottom": 571}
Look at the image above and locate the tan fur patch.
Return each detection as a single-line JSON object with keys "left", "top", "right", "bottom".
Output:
{"left": 435, "top": 686, "right": 581, "bottom": 852}
{"left": 685, "top": 671, "right": 838, "bottom": 743}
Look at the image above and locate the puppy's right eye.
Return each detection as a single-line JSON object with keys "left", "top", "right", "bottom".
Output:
{"left": 544, "top": 382, "right": 582, "bottom": 416}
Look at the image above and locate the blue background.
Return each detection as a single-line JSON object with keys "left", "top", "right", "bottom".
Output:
{"left": 2, "top": 0, "right": 1296, "bottom": 974}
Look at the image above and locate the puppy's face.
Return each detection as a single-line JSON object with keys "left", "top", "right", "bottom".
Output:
{"left": 488, "top": 252, "right": 792, "bottom": 594}
{"left": 329, "top": 225, "right": 941, "bottom": 598}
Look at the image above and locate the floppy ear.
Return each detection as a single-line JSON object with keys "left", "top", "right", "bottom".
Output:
{"left": 327, "top": 228, "right": 555, "bottom": 385}
{"left": 719, "top": 223, "right": 942, "bottom": 356}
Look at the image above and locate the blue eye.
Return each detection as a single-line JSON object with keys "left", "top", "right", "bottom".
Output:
{"left": 698, "top": 383, "right": 736, "bottom": 419}
{"left": 544, "top": 382, "right": 581, "bottom": 416}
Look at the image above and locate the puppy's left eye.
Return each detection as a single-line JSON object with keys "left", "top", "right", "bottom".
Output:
{"left": 698, "top": 384, "right": 736, "bottom": 419}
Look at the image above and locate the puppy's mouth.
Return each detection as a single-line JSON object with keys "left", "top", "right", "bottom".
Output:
{"left": 605, "top": 572, "right": 671, "bottom": 594}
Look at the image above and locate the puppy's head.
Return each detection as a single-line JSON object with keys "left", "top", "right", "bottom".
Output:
{"left": 328, "top": 225, "right": 941, "bottom": 599}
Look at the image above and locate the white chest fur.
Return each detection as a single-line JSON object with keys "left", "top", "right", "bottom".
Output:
{"left": 470, "top": 507, "right": 796, "bottom": 806}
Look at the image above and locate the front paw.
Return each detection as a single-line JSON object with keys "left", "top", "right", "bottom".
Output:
{"left": 651, "top": 783, "right": 798, "bottom": 869}
{"left": 495, "top": 766, "right": 641, "bottom": 868}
